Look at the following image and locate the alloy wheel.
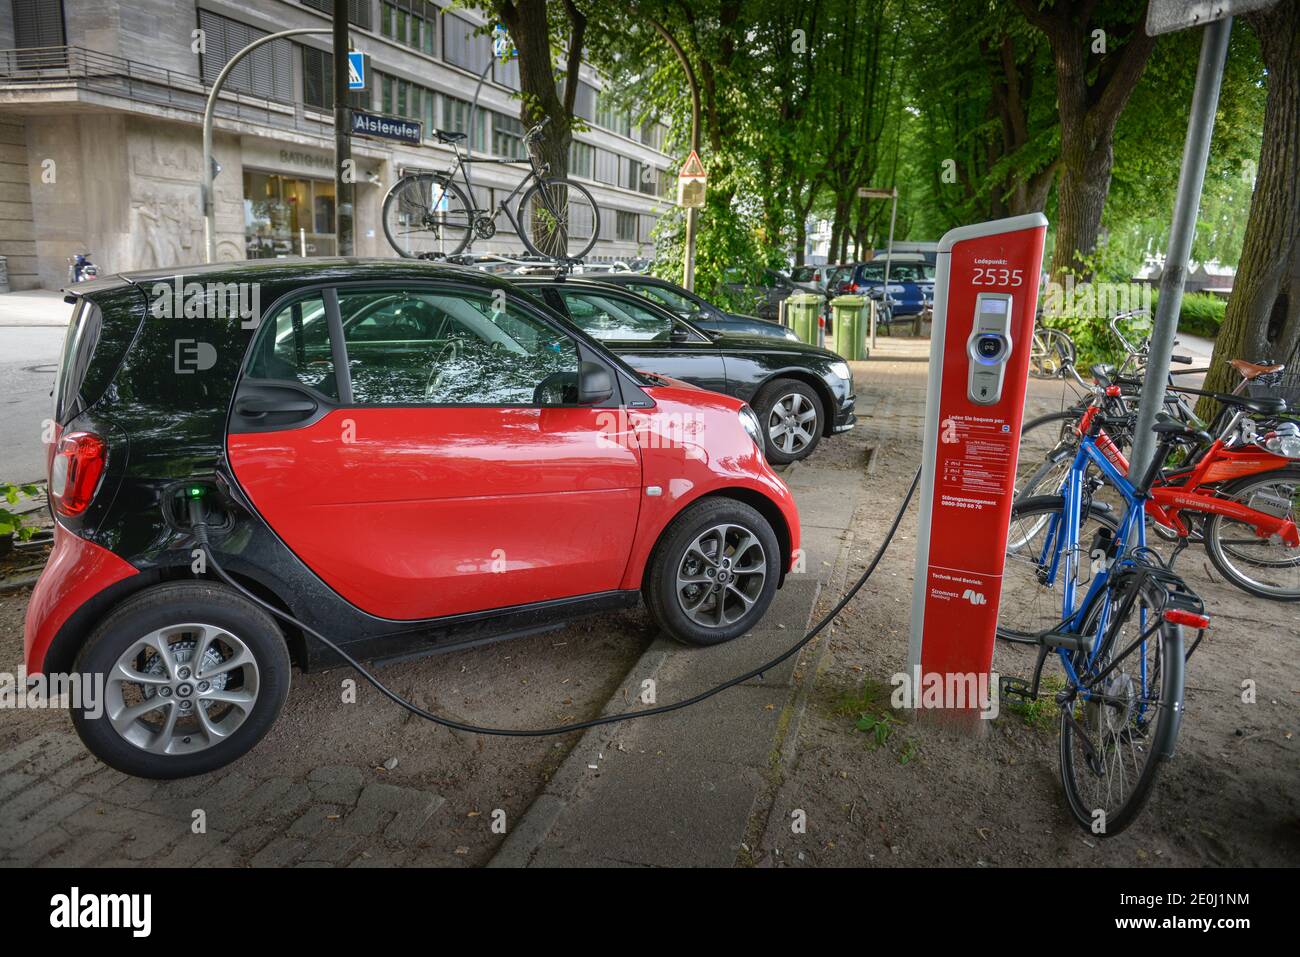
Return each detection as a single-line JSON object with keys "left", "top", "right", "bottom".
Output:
{"left": 767, "top": 393, "right": 818, "bottom": 455}
{"left": 675, "top": 524, "right": 767, "bottom": 628}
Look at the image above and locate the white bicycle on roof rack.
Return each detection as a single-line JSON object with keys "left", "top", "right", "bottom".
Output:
{"left": 381, "top": 116, "right": 601, "bottom": 262}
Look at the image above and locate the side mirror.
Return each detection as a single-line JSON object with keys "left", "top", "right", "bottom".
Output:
{"left": 669, "top": 324, "right": 691, "bottom": 343}
{"left": 579, "top": 360, "right": 614, "bottom": 404}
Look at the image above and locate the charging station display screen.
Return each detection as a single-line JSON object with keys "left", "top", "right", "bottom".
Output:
{"left": 909, "top": 215, "right": 1048, "bottom": 711}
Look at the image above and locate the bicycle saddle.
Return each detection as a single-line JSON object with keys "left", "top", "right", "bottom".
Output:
{"left": 1230, "top": 358, "right": 1285, "bottom": 379}
{"left": 1090, "top": 363, "right": 1116, "bottom": 385}
{"left": 1216, "top": 391, "right": 1288, "bottom": 416}
{"left": 433, "top": 129, "right": 467, "bottom": 144}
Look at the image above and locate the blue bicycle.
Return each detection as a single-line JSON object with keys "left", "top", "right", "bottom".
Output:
{"left": 998, "top": 412, "right": 1209, "bottom": 835}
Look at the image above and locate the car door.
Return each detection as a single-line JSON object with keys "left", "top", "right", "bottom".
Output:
{"left": 227, "top": 283, "right": 643, "bottom": 622}
{"left": 540, "top": 286, "right": 730, "bottom": 396}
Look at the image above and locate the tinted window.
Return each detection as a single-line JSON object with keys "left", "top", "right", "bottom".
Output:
{"left": 338, "top": 288, "right": 579, "bottom": 405}
{"left": 246, "top": 295, "right": 338, "bottom": 398}
{"left": 558, "top": 291, "right": 675, "bottom": 342}
{"left": 859, "top": 263, "right": 928, "bottom": 282}
{"left": 627, "top": 282, "right": 700, "bottom": 317}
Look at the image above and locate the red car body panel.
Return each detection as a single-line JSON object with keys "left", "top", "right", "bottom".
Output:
{"left": 618, "top": 384, "right": 800, "bottom": 588}
{"left": 228, "top": 406, "right": 645, "bottom": 620}
{"left": 24, "top": 522, "right": 139, "bottom": 674}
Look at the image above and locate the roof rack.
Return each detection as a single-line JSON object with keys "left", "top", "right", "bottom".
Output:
{"left": 415, "top": 250, "right": 583, "bottom": 277}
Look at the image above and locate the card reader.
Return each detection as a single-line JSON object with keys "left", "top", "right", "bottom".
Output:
{"left": 966, "top": 292, "right": 1013, "bottom": 405}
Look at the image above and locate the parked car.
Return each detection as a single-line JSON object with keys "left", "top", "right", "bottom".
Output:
{"left": 789, "top": 263, "right": 842, "bottom": 295}
{"left": 830, "top": 256, "right": 934, "bottom": 319}
{"left": 590, "top": 272, "right": 800, "bottom": 342}
{"left": 511, "top": 276, "right": 856, "bottom": 465}
{"left": 26, "top": 258, "right": 801, "bottom": 778}
{"left": 722, "top": 267, "right": 797, "bottom": 321}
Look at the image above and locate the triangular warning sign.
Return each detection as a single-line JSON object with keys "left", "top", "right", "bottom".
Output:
{"left": 679, "top": 150, "right": 706, "bottom": 178}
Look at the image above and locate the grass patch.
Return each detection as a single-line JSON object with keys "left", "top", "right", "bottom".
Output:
{"left": 1002, "top": 673, "right": 1067, "bottom": 732}
{"left": 835, "top": 678, "right": 915, "bottom": 763}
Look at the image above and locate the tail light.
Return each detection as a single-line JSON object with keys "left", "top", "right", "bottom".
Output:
{"left": 847, "top": 282, "right": 859, "bottom": 293}
{"left": 1163, "top": 609, "right": 1210, "bottom": 630}
{"left": 50, "top": 431, "right": 106, "bottom": 516}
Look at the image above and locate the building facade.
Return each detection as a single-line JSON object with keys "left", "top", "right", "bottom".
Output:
{"left": 0, "top": 0, "right": 673, "bottom": 290}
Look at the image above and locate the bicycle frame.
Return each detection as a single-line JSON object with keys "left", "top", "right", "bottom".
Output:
{"left": 438, "top": 138, "right": 571, "bottom": 251}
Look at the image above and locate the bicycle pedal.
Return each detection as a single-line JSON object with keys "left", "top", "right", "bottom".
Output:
{"left": 999, "top": 676, "right": 1036, "bottom": 704}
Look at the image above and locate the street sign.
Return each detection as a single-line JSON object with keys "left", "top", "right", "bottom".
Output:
{"left": 347, "top": 51, "right": 368, "bottom": 91}
{"left": 857, "top": 187, "right": 895, "bottom": 199}
{"left": 677, "top": 150, "right": 707, "bottom": 208}
{"left": 492, "top": 24, "right": 517, "bottom": 60}
{"left": 1147, "top": 0, "right": 1278, "bottom": 35}
{"left": 909, "top": 213, "right": 1048, "bottom": 721}
{"left": 351, "top": 110, "right": 421, "bottom": 144}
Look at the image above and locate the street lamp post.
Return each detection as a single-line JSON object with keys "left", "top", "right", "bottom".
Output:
{"left": 201, "top": 27, "right": 330, "bottom": 263}
{"left": 332, "top": 0, "right": 354, "bottom": 257}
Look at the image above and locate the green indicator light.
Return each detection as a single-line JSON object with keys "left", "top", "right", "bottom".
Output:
{"left": 188, "top": 486, "right": 205, "bottom": 499}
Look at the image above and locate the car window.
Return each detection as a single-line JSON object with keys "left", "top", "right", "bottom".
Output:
{"left": 337, "top": 288, "right": 579, "bottom": 406}
{"left": 559, "top": 291, "right": 676, "bottom": 342}
{"left": 628, "top": 283, "right": 701, "bottom": 317}
{"left": 859, "top": 263, "right": 927, "bottom": 283}
{"left": 246, "top": 295, "right": 338, "bottom": 398}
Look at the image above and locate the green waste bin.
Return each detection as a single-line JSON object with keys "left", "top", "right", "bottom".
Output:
{"left": 785, "top": 293, "right": 823, "bottom": 345}
{"left": 831, "top": 295, "right": 869, "bottom": 360}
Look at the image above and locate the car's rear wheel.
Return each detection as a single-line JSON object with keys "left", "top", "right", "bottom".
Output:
{"left": 645, "top": 498, "right": 781, "bottom": 646}
{"left": 71, "top": 582, "right": 291, "bottom": 779}
{"left": 755, "top": 378, "right": 824, "bottom": 464}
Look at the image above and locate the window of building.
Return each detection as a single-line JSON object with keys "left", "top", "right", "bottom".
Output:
{"left": 11, "top": 0, "right": 66, "bottom": 49}
{"left": 638, "top": 165, "right": 659, "bottom": 196}
{"left": 443, "top": 13, "right": 491, "bottom": 73}
{"left": 300, "top": 0, "right": 372, "bottom": 31}
{"left": 442, "top": 95, "right": 488, "bottom": 152}
{"left": 493, "top": 56, "right": 520, "bottom": 91}
{"left": 593, "top": 149, "right": 618, "bottom": 186}
{"left": 378, "top": 72, "right": 436, "bottom": 134}
{"left": 243, "top": 170, "right": 336, "bottom": 259}
{"left": 492, "top": 113, "right": 525, "bottom": 160}
{"left": 594, "top": 91, "right": 632, "bottom": 137}
{"left": 301, "top": 45, "right": 370, "bottom": 111}
{"left": 381, "top": 0, "right": 437, "bottom": 56}
{"left": 572, "top": 81, "right": 597, "bottom": 122}
{"left": 638, "top": 122, "right": 666, "bottom": 151}
{"left": 198, "top": 10, "right": 293, "bottom": 102}
{"left": 616, "top": 210, "right": 638, "bottom": 242}
{"left": 620, "top": 157, "right": 641, "bottom": 192}
{"left": 569, "top": 141, "right": 594, "bottom": 180}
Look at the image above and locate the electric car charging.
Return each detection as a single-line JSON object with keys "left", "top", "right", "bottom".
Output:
{"left": 1, "top": 0, "right": 1293, "bottom": 899}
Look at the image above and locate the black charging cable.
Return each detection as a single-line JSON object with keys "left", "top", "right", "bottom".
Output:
{"left": 187, "top": 467, "right": 920, "bottom": 737}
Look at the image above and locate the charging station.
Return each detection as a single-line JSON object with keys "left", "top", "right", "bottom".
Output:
{"left": 908, "top": 213, "right": 1048, "bottom": 713}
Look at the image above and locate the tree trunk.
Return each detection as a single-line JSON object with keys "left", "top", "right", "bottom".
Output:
{"left": 1200, "top": 0, "right": 1300, "bottom": 410}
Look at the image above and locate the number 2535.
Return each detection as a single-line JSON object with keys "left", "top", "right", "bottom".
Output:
{"left": 972, "top": 267, "right": 1023, "bottom": 286}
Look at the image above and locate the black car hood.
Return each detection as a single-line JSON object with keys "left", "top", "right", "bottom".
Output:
{"left": 707, "top": 331, "right": 840, "bottom": 360}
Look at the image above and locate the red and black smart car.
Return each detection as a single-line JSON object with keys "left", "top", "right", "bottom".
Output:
{"left": 24, "top": 259, "right": 800, "bottom": 778}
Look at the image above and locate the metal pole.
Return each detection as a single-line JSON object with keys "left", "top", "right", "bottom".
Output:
{"left": 876, "top": 189, "right": 897, "bottom": 350}
{"left": 647, "top": 17, "right": 701, "bottom": 292}
{"left": 1128, "top": 17, "right": 1232, "bottom": 480}
{"left": 202, "top": 28, "right": 329, "bottom": 262}
{"left": 333, "top": 0, "right": 354, "bottom": 256}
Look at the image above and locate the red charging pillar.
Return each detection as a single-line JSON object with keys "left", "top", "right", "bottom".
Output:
{"left": 908, "top": 214, "right": 1047, "bottom": 714}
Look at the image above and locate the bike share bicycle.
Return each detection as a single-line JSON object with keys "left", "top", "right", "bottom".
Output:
{"left": 381, "top": 116, "right": 600, "bottom": 262}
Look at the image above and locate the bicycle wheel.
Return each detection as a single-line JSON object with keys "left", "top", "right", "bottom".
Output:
{"left": 1059, "top": 579, "right": 1184, "bottom": 836}
{"left": 998, "top": 495, "right": 1120, "bottom": 644}
{"left": 1204, "top": 466, "right": 1300, "bottom": 601}
{"left": 516, "top": 178, "right": 600, "bottom": 259}
{"left": 382, "top": 174, "right": 474, "bottom": 258}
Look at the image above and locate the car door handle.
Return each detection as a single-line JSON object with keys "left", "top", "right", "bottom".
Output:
{"left": 236, "top": 397, "right": 317, "bottom": 417}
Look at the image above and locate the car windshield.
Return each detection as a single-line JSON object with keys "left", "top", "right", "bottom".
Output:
{"left": 858, "top": 263, "right": 931, "bottom": 283}
{"left": 789, "top": 267, "right": 818, "bottom": 282}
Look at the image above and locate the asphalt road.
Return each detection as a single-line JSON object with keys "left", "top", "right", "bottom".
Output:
{"left": 0, "top": 325, "right": 64, "bottom": 483}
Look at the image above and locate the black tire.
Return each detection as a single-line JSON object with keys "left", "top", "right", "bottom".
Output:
{"left": 754, "top": 378, "right": 824, "bottom": 464}
{"left": 1203, "top": 466, "right": 1300, "bottom": 601}
{"left": 382, "top": 173, "right": 474, "bottom": 258}
{"left": 998, "top": 495, "right": 1119, "bottom": 644}
{"left": 516, "top": 178, "right": 600, "bottom": 259}
{"left": 1059, "top": 581, "right": 1184, "bottom": 837}
{"left": 645, "top": 497, "right": 781, "bottom": 646}
{"left": 71, "top": 582, "right": 292, "bottom": 779}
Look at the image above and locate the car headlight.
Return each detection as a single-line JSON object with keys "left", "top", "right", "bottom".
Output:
{"left": 829, "top": 360, "right": 851, "bottom": 381}
{"left": 738, "top": 405, "right": 764, "bottom": 456}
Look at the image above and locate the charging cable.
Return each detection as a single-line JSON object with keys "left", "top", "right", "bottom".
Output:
{"left": 188, "top": 467, "right": 920, "bottom": 737}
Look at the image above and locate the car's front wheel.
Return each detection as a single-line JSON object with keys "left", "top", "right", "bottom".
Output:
{"left": 754, "top": 378, "right": 824, "bottom": 463}
{"left": 71, "top": 582, "right": 291, "bottom": 779}
{"left": 645, "top": 498, "right": 781, "bottom": 646}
